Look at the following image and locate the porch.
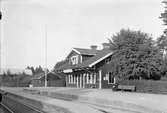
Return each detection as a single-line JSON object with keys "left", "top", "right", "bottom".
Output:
{"left": 65, "top": 70, "right": 102, "bottom": 89}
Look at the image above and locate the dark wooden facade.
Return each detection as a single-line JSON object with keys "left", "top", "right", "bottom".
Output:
{"left": 56, "top": 47, "right": 116, "bottom": 89}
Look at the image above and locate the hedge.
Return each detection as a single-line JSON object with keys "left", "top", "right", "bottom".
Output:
{"left": 118, "top": 80, "right": 167, "bottom": 94}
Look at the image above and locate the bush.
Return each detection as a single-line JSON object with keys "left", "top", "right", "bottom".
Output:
{"left": 118, "top": 80, "right": 167, "bottom": 94}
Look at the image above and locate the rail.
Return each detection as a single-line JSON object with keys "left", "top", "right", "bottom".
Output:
{"left": 1, "top": 92, "right": 47, "bottom": 113}
{"left": 0, "top": 103, "right": 14, "bottom": 113}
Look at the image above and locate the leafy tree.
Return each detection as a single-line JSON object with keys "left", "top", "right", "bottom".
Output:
{"left": 35, "top": 65, "right": 44, "bottom": 73}
{"left": 159, "top": 1, "right": 167, "bottom": 53}
{"left": 26, "top": 65, "right": 45, "bottom": 74}
{"left": 157, "top": 0, "right": 167, "bottom": 76}
{"left": 53, "top": 60, "right": 67, "bottom": 72}
{"left": 109, "top": 29, "right": 164, "bottom": 80}
{"left": 26, "top": 66, "right": 35, "bottom": 74}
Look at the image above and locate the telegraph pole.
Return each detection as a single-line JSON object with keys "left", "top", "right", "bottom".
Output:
{"left": 0, "top": 0, "right": 2, "bottom": 20}
{"left": 44, "top": 25, "right": 47, "bottom": 87}
{"left": 0, "top": 0, "right": 2, "bottom": 75}
{"left": 0, "top": 11, "right": 1, "bottom": 20}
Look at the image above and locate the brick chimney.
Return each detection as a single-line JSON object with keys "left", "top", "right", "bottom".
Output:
{"left": 90, "top": 45, "right": 97, "bottom": 50}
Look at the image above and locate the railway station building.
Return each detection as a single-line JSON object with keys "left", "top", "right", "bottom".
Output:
{"left": 55, "top": 43, "right": 116, "bottom": 89}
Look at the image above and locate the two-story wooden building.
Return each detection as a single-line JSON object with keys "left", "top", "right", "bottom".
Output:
{"left": 55, "top": 43, "right": 116, "bottom": 89}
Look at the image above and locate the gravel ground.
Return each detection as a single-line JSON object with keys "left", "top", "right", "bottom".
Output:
{"left": 1, "top": 87, "right": 167, "bottom": 113}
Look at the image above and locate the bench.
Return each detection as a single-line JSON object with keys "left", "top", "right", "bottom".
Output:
{"left": 117, "top": 85, "right": 136, "bottom": 92}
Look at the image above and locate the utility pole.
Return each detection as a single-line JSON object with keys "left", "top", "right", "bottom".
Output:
{"left": 0, "top": 11, "right": 1, "bottom": 20}
{"left": 44, "top": 25, "right": 47, "bottom": 87}
{"left": 0, "top": 0, "right": 2, "bottom": 20}
{"left": 0, "top": 0, "right": 2, "bottom": 76}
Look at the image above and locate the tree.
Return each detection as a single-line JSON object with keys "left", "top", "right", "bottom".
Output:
{"left": 35, "top": 65, "right": 43, "bottom": 73}
{"left": 157, "top": 0, "right": 167, "bottom": 76}
{"left": 159, "top": 1, "right": 167, "bottom": 52}
{"left": 109, "top": 29, "right": 164, "bottom": 80}
{"left": 53, "top": 60, "right": 67, "bottom": 72}
{"left": 26, "top": 65, "right": 44, "bottom": 74}
{"left": 26, "top": 66, "right": 35, "bottom": 74}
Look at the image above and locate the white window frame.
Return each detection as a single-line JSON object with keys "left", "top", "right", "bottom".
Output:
{"left": 71, "top": 55, "right": 78, "bottom": 65}
{"left": 108, "top": 72, "right": 115, "bottom": 84}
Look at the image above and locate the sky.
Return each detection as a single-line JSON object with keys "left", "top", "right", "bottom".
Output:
{"left": 0, "top": 0, "right": 165, "bottom": 70}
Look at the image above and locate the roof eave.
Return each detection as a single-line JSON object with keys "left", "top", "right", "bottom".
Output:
{"left": 72, "top": 48, "right": 81, "bottom": 54}
{"left": 88, "top": 52, "right": 113, "bottom": 67}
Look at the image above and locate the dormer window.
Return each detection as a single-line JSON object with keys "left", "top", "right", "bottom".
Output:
{"left": 71, "top": 55, "right": 78, "bottom": 65}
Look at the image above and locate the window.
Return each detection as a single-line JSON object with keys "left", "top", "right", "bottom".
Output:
{"left": 69, "top": 74, "right": 75, "bottom": 84}
{"left": 71, "top": 55, "right": 78, "bottom": 65}
{"left": 105, "top": 57, "right": 111, "bottom": 64}
{"left": 108, "top": 72, "right": 115, "bottom": 84}
{"left": 86, "top": 73, "right": 91, "bottom": 84}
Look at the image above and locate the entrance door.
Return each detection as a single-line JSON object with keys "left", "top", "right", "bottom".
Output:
{"left": 99, "top": 70, "right": 102, "bottom": 89}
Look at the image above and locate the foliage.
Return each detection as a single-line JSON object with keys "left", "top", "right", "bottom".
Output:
{"left": 1, "top": 70, "right": 31, "bottom": 87}
{"left": 109, "top": 29, "right": 164, "bottom": 80}
{"left": 157, "top": 35, "right": 167, "bottom": 50}
{"left": 157, "top": 0, "right": 167, "bottom": 76}
{"left": 158, "top": 0, "right": 167, "bottom": 53}
{"left": 26, "top": 66, "right": 35, "bottom": 74}
{"left": 53, "top": 60, "right": 67, "bottom": 71}
{"left": 26, "top": 65, "right": 48, "bottom": 75}
{"left": 119, "top": 80, "right": 167, "bottom": 94}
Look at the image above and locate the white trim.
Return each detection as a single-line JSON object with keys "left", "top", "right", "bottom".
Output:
{"left": 94, "top": 73, "right": 96, "bottom": 84}
{"left": 77, "top": 75, "right": 79, "bottom": 88}
{"left": 73, "top": 48, "right": 97, "bottom": 55}
{"left": 89, "top": 52, "right": 113, "bottom": 67}
{"left": 90, "top": 73, "right": 93, "bottom": 84}
{"left": 87, "top": 73, "right": 89, "bottom": 84}
{"left": 80, "top": 55, "right": 82, "bottom": 63}
{"left": 71, "top": 75, "right": 73, "bottom": 83}
{"left": 83, "top": 73, "right": 85, "bottom": 88}
{"left": 80, "top": 74, "right": 82, "bottom": 88}
{"left": 63, "top": 69, "right": 73, "bottom": 73}
{"left": 99, "top": 70, "right": 102, "bottom": 89}
{"left": 71, "top": 55, "right": 78, "bottom": 65}
{"left": 72, "top": 48, "right": 81, "bottom": 54}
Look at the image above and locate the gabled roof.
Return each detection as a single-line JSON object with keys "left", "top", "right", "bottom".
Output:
{"left": 31, "top": 72, "right": 65, "bottom": 80}
{"left": 80, "top": 49, "right": 113, "bottom": 68}
{"left": 73, "top": 48, "right": 99, "bottom": 55}
{"left": 55, "top": 49, "right": 113, "bottom": 71}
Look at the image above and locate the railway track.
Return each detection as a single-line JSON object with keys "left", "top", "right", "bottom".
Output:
{"left": 1, "top": 93, "right": 47, "bottom": 113}
{"left": 0, "top": 103, "right": 14, "bottom": 113}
